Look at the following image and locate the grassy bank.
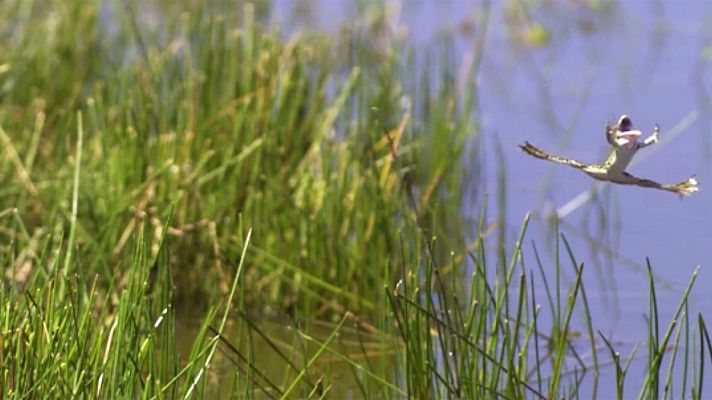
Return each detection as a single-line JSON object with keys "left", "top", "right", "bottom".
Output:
{"left": 0, "top": 1, "right": 709, "bottom": 398}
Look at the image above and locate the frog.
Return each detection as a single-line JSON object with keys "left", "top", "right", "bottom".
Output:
{"left": 520, "top": 115, "right": 699, "bottom": 197}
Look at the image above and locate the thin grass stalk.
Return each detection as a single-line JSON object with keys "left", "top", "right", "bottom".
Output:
{"left": 59, "top": 112, "right": 83, "bottom": 294}
{"left": 531, "top": 242, "right": 556, "bottom": 334}
{"left": 599, "top": 332, "right": 625, "bottom": 400}
{"left": 549, "top": 259, "right": 585, "bottom": 397}
{"left": 184, "top": 228, "right": 252, "bottom": 398}
{"left": 646, "top": 257, "right": 661, "bottom": 400}
{"left": 682, "top": 302, "right": 691, "bottom": 398}
{"left": 690, "top": 332, "right": 705, "bottom": 400}
{"left": 698, "top": 314, "right": 712, "bottom": 399}
{"left": 560, "top": 234, "right": 598, "bottom": 380}
{"left": 663, "top": 307, "right": 688, "bottom": 398}
{"left": 530, "top": 270, "right": 544, "bottom": 394}
{"left": 554, "top": 216, "right": 562, "bottom": 349}
{"left": 343, "top": 332, "right": 371, "bottom": 398}
{"left": 509, "top": 269, "right": 528, "bottom": 398}
{"left": 280, "top": 315, "right": 348, "bottom": 399}
{"left": 639, "top": 264, "right": 700, "bottom": 400}
{"left": 430, "top": 264, "right": 456, "bottom": 394}
{"left": 206, "top": 326, "right": 281, "bottom": 399}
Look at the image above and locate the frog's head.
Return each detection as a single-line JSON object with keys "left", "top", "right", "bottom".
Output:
{"left": 618, "top": 115, "right": 633, "bottom": 132}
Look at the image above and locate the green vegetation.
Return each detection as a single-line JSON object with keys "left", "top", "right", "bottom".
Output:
{"left": 0, "top": 1, "right": 709, "bottom": 398}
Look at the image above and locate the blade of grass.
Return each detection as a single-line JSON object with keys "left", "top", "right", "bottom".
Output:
{"left": 280, "top": 313, "right": 349, "bottom": 399}
{"left": 184, "top": 228, "right": 252, "bottom": 399}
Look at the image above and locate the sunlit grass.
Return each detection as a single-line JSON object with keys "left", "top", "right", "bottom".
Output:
{"left": 0, "top": 0, "right": 709, "bottom": 398}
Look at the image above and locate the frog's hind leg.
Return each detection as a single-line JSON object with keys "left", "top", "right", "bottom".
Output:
{"left": 622, "top": 172, "right": 699, "bottom": 197}
{"left": 519, "top": 142, "right": 588, "bottom": 170}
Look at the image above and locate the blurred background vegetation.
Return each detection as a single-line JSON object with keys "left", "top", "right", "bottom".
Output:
{"left": 0, "top": 0, "right": 477, "bottom": 312}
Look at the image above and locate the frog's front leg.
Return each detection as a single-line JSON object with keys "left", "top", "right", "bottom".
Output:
{"left": 639, "top": 124, "right": 660, "bottom": 149}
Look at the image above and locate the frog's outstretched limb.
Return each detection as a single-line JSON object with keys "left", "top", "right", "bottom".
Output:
{"left": 519, "top": 142, "right": 588, "bottom": 170}
{"left": 619, "top": 172, "right": 699, "bottom": 197}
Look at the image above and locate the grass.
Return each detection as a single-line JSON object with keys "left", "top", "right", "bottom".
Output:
{"left": 0, "top": 0, "right": 709, "bottom": 398}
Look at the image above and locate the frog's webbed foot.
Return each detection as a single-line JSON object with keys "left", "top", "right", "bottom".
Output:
{"left": 668, "top": 177, "right": 699, "bottom": 197}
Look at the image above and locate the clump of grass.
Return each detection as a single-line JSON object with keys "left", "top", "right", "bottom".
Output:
{"left": 0, "top": 0, "right": 479, "bottom": 395}
{"left": 1, "top": 0, "right": 474, "bottom": 315}
{"left": 385, "top": 211, "right": 706, "bottom": 399}
{"left": 0, "top": 1, "right": 710, "bottom": 398}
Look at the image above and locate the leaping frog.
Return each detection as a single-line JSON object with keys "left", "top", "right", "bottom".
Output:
{"left": 520, "top": 115, "right": 699, "bottom": 197}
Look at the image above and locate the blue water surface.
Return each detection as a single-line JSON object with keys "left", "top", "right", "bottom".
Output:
{"left": 273, "top": 1, "right": 712, "bottom": 396}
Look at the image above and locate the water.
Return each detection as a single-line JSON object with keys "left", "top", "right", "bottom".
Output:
{"left": 481, "top": 2, "right": 711, "bottom": 332}
{"left": 175, "top": 311, "right": 397, "bottom": 399}
{"left": 482, "top": 3, "right": 712, "bottom": 397}
{"left": 271, "top": 1, "right": 712, "bottom": 397}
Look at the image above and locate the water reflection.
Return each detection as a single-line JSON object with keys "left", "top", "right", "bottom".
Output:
{"left": 176, "top": 310, "right": 398, "bottom": 398}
